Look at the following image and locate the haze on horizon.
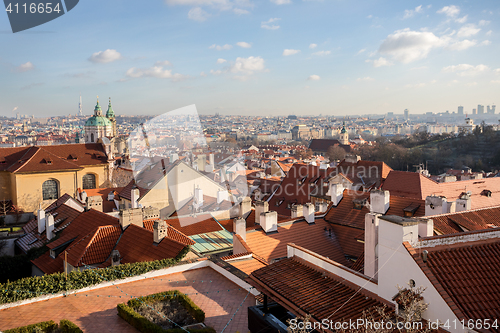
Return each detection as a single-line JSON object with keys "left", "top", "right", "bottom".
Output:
{"left": 1, "top": 0, "right": 499, "bottom": 118}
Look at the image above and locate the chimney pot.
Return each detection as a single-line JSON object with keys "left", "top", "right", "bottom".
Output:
{"left": 153, "top": 220, "right": 168, "bottom": 243}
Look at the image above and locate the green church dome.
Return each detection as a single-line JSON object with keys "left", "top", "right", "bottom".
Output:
{"left": 85, "top": 116, "right": 112, "bottom": 127}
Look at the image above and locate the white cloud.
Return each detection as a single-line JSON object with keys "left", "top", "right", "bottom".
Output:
{"left": 236, "top": 42, "right": 252, "bottom": 48}
{"left": 188, "top": 7, "right": 210, "bottom": 21}
{"left": 367, "top": 14, "right": 373, "bottom": 19}
{"left": 233, "top": 8, "right": 249, "bottom": 14}
{"left": 437, "top": 5, "right": 460, "bottom": 18}
{"left": 89, "top": 49, "right": 122, "bottom": 63}
{"left": 378, "top": 29, "right": 443, "bottom": 63}
{"left": 209, "top": 44, "right": 233, "bottom": 50}
{"left": 491, "top": 80, "right": 500, "bottom": 84}
{"left": 210, "top": 69, "right": 223, "bottom": 75}
{"left": 479, "top": 40, "right": 491, "bottom": 46}
{"left": 126, "top": 65, "right": 186, "bottom": 81}
{"left": 486, "top": 30, "right": 492, "bottom": 36}
{"left": 217, "top": 58, "right": 227, "bottom": 64}
{"left": 230, "top": 56, "right": 266, "bottom": 75}
{"left": 357, "top": 77, "right": 375, "bottom": 82}
{"left": 309, "top": 43, "right": 318, "bottom": 49}
{"left": 442, "top": 64, "right": 489, "bottom": 76}
{"left": 261, "top": 18, "right": 280, "bottom": 30}
{"left": 405, "top": 82, "right": 426, "bottom": 88}
{"left": 479, "top": 20, "right": 490, "bottom": 26}
{"left": 465, "top": 82, "right": 477, "bottom": 86}
{"left": 455, "top": 15, "right": 467, "bottom": 23}
{"left": 312, "top": 51, "right": 330, "bottom": 56}
{"left": 494, "top": 68, "right": 500, "bottom": 75}
{"left": 308, "top": 75, "right": 320, "bottom": 81}
{"left": 283, "top": 49, "right": 300, "bottom": 56}
{"left": 446, "top": 39, "right": 477, "bottom": 51}
{"left": 270, "top": 0, "right": 291, "bottom": 4}
{"left": 17, "top": 61, "right": 35, "bottom": 72}
{"left": 403, "top": 5, "right": 423, "bottom": 19}
{"left": 356, "top": 48, "right": 366, "bottom": 55}
{"left": 366, "top": 57, "right": 393, "bottom": 67}
{"left": 155, "top": 60, "right": 172, "bottom": 66}
{"left": 200, "top": 71, "right": 207, "bottom": 76}
{"left": 456, "top": 24, "right": 480, "bottom": 38}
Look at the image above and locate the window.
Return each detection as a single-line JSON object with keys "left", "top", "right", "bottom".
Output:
{"left": 82, "top": 174, "right": 96, "bottom": 189}
{"left": 91, "top": 133, "right": 94, "bottom": 142}
{"left": 42, "top": 179, "right": 59, "bottom": 200}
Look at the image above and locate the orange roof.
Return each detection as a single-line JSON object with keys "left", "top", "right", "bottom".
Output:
{"left": 164, "top": 214, "right": 223, "bottom": 236}
{"left": 82, "top": 187, "right": 123, "bottom": 213}
{"left": 430, "top": 205, "right": 500, "bottom": 234}
{"left": 245, "top": 219, "right": 350, "bottom": 266}
{"left": 142, "top": 220, "right": 195, "bottom": 246}
{"left": 227, "top": 257, "right": 267, "bottom": 275}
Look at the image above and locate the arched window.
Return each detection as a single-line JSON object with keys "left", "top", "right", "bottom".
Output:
{"left": 91, "top": 133, "right": 94, "bottom": 142}
{"left": 42, "top": 180, "right": 59, "bottom": 201}
{"left": 82, "top": 174, "right": 96, "bottom": 189}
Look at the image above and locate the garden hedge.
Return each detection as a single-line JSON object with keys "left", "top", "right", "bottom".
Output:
{"left": 117, "top": 289, "right": 216, "bottom": 333}
{"left": 0, "top": 246, "right": 190, "bottom": 305}
{"left": 3, "top": 319, "right": 82, "bottom": 333}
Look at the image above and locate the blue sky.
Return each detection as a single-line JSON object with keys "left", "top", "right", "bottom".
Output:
{"left": 1, "top": 0, "right": 499, "bottom": 117}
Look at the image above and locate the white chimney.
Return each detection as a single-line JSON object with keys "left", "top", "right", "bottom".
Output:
{"left": 303, "top": 203, "right": 315, "bottom": 224}
{"left": 153, "top": 220, "right": 168, "bottom": 243}
{"left": 456, "top": 192, "right": 471, "bottom": 212}
{"left": 37, "top": 207, "right": 46, "bottom": 234}
{"left": 261, "top": 211, "right": 278, "bottom": 233}
{"left": 329, "top": 182, "right": 344, "bottom": 206}
{"left": 255, "top": 200, "right": 269, "bottom": 224}
{"left": 291, "top": 204, "right": 303, "bottom": 218}
{"left": 209, "top": 153, "right": 215, "bottom": 167}
{"left": 46, "top": 214, "right": 55, "bottom": 241}
{"left": 233, "top": 217, "right": 247, "bottom": 241}
{"left": 80, "top": 190, "right": 87, "bottom": 204}
{"left": 317, "top": 202, "right": 328, "bottom": 213}
{"left": 418, "top": 218, "right": 434, "bottom": 238}
{"left": 239, "top": 197, "right": 252, "bottom": 217}
{"left": 217, "top": 189, "right": 228, "bottom": 204}
{"left": 370, "top": 190, "right": 390, "bottom": 214}
{"left": 194, "top": 187, "right": 203, "bottom": 207}
{"left": 131, "top": 186, "right": 140, "bottom": 209}
{"left": 364, "top": 213, "right": 379, "bottom": 279}
{"left": 170, "top": 153, "right": 179, "bottom": 163}
{"left": 425, "top": 195, "right": 448, "bottom": 216}
{"left": 107, "top": 191, "right": 115, "bottom": 201}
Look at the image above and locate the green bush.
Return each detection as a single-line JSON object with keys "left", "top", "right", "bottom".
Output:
{"left": 59, "top": 319, "right": 83, "bottom": 333}
{"left": 0, "top": 246, "right": 190, "bottom": 305}
{"left": 118, "top": 290, "right": 215, "bottom": 333}
{"left": 3, "top": 320, "right": 58, "bottom": 333}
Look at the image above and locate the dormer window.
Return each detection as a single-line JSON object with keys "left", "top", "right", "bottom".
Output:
{"left": 276, "top": 198, "right": 284, "bottom": 206}
{"left": 353, "top": 198, "right": 367, "bottom": 210}
{"left": 403, "top": 203, "right": 420, "bottom": 217}
{"left": 481, "top": 190, "right": 492, "bottom": 197}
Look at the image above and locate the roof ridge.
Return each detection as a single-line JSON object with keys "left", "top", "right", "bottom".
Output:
{"left": 8, "top": 146, "right": 39, "bottom": 173}
{"left": 38, "top": 146, "right": 82, "bottom": 169}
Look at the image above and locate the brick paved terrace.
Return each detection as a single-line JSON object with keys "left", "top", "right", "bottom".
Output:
{"left": 0, "top": 267, "right": 253, "bottom": 333}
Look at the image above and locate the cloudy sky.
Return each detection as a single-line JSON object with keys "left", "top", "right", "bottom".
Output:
{"left": 1, "top": 0, "right": 499, "bottom": 117}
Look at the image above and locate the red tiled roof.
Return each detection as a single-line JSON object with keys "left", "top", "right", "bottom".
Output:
{"left": 430, "top": 205, "right": 500, "bottom": 235}
{"left": 249, "top": 257, "right": 391, "bottom": 324}
{"left": 0, "top": 143, "right": 108, "bottom": 173}
{"left": 82, "top": 187, "right": 123, "bottom": 213}
{"left": 245, "top": 219, "right": 350, "bottom": 266}
{"left": 164, "top": 214, "right": 223, "bottom": 236}
{"left": 143, "top": 220, "right": 195, "bottom": 246}
{"left": 405, "top": 236, "right": 500, "bottom": 328}
{"left": 114, "top": 224, "right": 189, "bottom": 264}
{"left": 228, "top": 257, "right": 267, "bottom": 275}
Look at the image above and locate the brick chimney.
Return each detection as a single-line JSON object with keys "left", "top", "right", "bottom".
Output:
{"left": 255, "top": 200, "right": 269, "bottom": 224}
{"left": 233, "top": 217, "right": 246, "bottom": 241}
{"left": 291, "top": 204, "right": 303, "bottom": 218}
{"left": 45, "top": 213, "right": 55, "bottom": 241}
{"left": 370, "top": 190, "right": 390, "bottom": 214}
{"left": 261, "top": 211, "right": 278, "bottom": 233}
{"left": 303, "top": 203, "right": 315, "bottom": 224}
{"left": 153, "top": 220, "right": 168, "bottom": 243}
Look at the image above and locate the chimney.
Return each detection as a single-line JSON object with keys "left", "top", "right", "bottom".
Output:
{"left": 456, "top": 192, "right": 471, "bottom": 212}
{"left": 142, "top": 206, "right": 160, "bottom": 220}
{"left": 370, "top": 190, "right": 390, "bottom": 214}
{"left": 111, "top": 250, "right": 121, "bottom": 266}
{"left": 317, "top": 202, "right": 328, "bottom": 213}
{"left": 107, "top": 191, "right": 115, "bottom": 201}
{"left": 119, "top": 208, "right": 143, "bottom": 229}
{"left": 37, "top": 207, "right": 46, "bottom": 234}
{"left": 45, "top": 213, "right": 55, "bottom": 240}
{"left": 131, "top": 186, "right": 140, "bottom": 209}
{"left": 233, "top": 217, "right": 247, "bottom": 241}
{"left": 364, "top": 213, "right": 379, "bottom": 279}
{"left": 217, "top": 189, "right": 229, "bottom": 204}
{"left": 209, "top": 153, "right": 215, "bottom": 167}
{"left": 194, "top": 187, "right": 203, "bottom": 208}
{"left": 418, "top": 218, "right": 434, "bottom": 238}
{"left": 197, "top": 154, "right": 206, "bottom": 172}
{"left": 86, "top": 196, "right": 103, "bottom": 212}
{"left": 261, "top": 211, "right": 278, "bottom": 233}
{"left": 170, "top": 153, "right": 179, "bottom": 163}
{"left": 153, "top": 220, "right": 168, "bottom": 243}
{"left": 239, "top": 197, "right": 252, "bottom": 217}
{"left": 425, "top": 195, "right": 448, "bottom": 216}
{"left": 80, "top": 190, "right": 87, "bottom": 204}
{"left": 291, "top": 204, "right": 303, "bottom": 218}
{"left": 329, "top": 182, "right": 344, "bottom": 206}
{"left": 303, "top": 203, "right": 315, "bottom": 224}
{"left": 255, "top": 200, "right": 269, "bottom": 224}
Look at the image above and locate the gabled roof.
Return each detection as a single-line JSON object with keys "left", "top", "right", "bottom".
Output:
{"left": 248, "top": 257, "right": 391, "bottom": 324}
{"left": 405, "top": 231, "right": 500, "bottom": 327}
{"left": 429, "top": 205, "right": 500, "bottom": 234}
{"left": 0, "top": 143, "right": 108, "bottom": 173}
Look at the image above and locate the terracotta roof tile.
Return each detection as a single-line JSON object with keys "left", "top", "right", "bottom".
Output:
{"left": 164, "top": 214, "right": 223, "bottom": 236}
{"left": 81, "top": 187, "right": 123, "bottom": 213}
{"left": 430, "top": 205, "right": 500, "bottom": 235}
{"left": 228, "top": 257, "right": 267, "bottom": 275}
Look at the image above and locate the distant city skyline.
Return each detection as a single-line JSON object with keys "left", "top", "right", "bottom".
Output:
{"left": 1, "top": 0, "right": 499, "bottom": 117}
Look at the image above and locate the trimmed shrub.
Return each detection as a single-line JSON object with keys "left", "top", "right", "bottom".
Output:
{"left": 3, "top": 320, "right": 58, "bottom": 333}
{"left": 118, "top": 290, "right": 216, "bottom": 333}
{"left": 59, "top": 319, "right": 83, "bottom": 333}
{"left": 0, "top": 246, "right": 190, "bottom": 305}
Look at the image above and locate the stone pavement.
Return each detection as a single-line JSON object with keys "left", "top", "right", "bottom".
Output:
{"left": 0, "top": 267, "right": 253, "bottom": 332}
